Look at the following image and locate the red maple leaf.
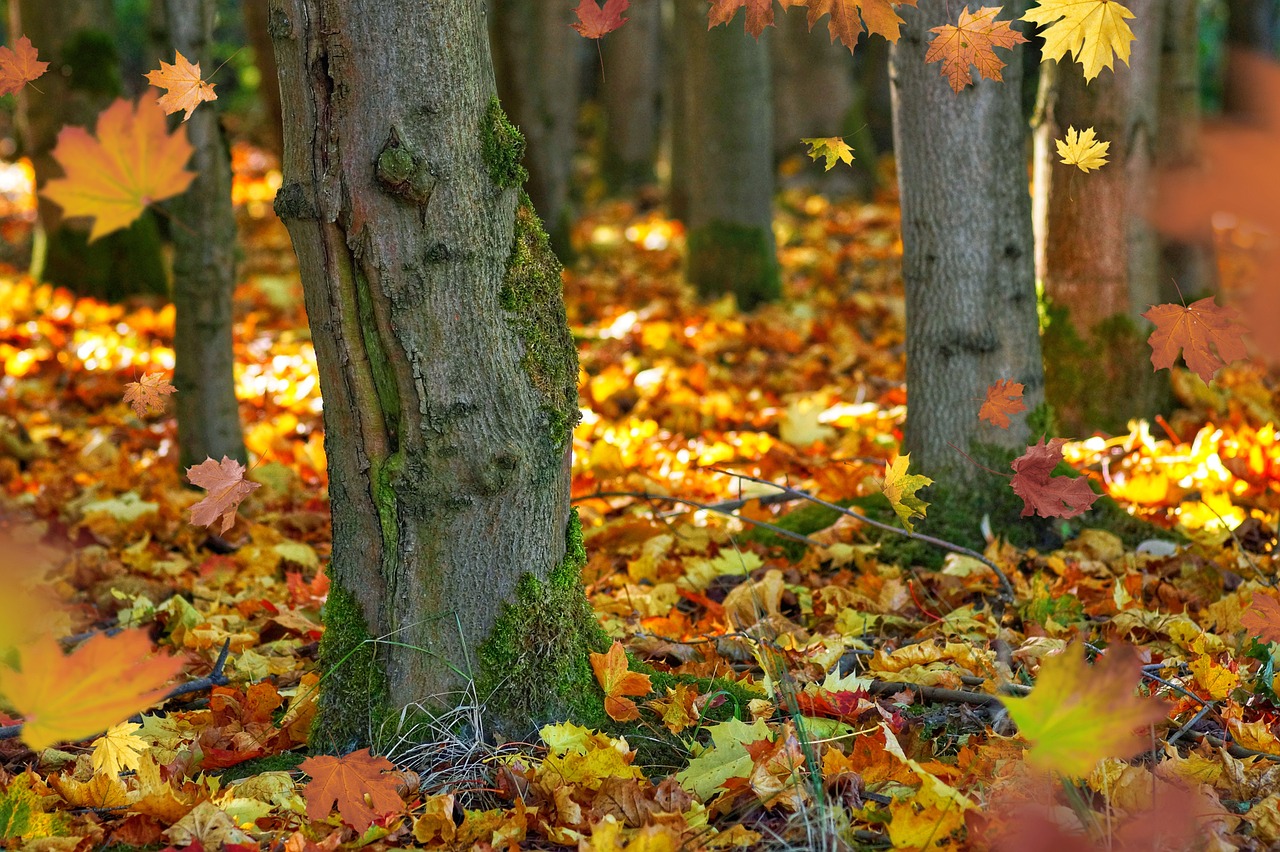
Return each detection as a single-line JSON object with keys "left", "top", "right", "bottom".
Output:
{"left": 572, "top": 0, "right": 629, "bottom": 38}
{"left": 978, "top": 379, "right": 1025, "bottom": 429}
{"left": 1142, "top": 298, "right": 1249, "bottom": 384}
{"left": 300, "top": 748, "right": 405, "bottom": 832}
{"left": 0, "top": 36, "right": 48, "bottom": 96}
{"left": 1010, "top": 438, "right": 1100, "bottom": 519}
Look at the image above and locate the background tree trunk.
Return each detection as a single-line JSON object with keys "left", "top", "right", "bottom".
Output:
{"left": 154, "top": 0, "right": 246, "bottom": 471}
{"left": 665, "top": 0, "right": 690, "bottom": 220}
{"left": 269, "top": 0, "right": 603, "bottom": 750}
{"left": 601, "top": 0, "right": 662, "bottom": 194}
{"left": 242, "top": 0, "right": 285, "bottom": 161}
{"left": 675, "top": 0, "right": 779, "bottom": 310}
{"left": 891, "top": 0, "right": 1043, "bottom": 481}
{"left": 490, "top": 0, "right": 581, "bottom": 257}
{"left": 12, "top": 0, "right": 167, "bottom": 301}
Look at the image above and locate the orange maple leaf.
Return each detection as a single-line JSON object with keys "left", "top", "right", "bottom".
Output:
{"left": 978, "top": 379, "right": 1025, "bottom": 429}
{"left": 1010, "top": 437, "right": 1099, "bottom": 519}
{"left": 1142, "top": 297, "right": 1249, "bottom": 384}
{"left": 187, "top": 456, "right": 261, "bottom": 534}
{"left": 144, "top": 51, "right": 218, "bottom": 122}
{"left": 123, "top": 373, "right": 177, "bottom": 417}
{"left": 0, "top": 36, "right": 49, "bottom": 96}
{"left": 572, "top": 0, "right": 630, "bottom": 38}
{"left": 708, "top": 0, "right": 805, "bottom": 38}
{"left": 0, "top": 630, "right": 182, "bottom": 751}
{"left": 926, "top": 6, "right": 1027, "bottom": 93}
{"left": 300, "top": 748, "right": 405, "bottom": 832}
{"left": 802, "top": 0, "right": 917, "bottom": 52}
{"left": 590, "top": 640, "right": 653, "bottom": 722}
{"left": 1243, "top": 593, "right": 1280, "bottom": 644}
{"left": 41, "top": 94, "right": 196, "bottom": 242}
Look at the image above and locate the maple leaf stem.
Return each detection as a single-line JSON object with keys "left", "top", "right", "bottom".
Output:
{"left": 944, "top": 440, "right": 1014, "bottom": 479}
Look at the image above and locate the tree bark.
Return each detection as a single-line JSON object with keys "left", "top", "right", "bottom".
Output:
{"left": 269, "top": 0, "right": 604, "bottom": 749}
{"left": 890, "top": 0, "right": 1043, "bottom": 481}
{"left": 676, "top": 0, "right": 779, "bottom": 310}
{"left": 490, "top": 0, "right": 581, "bottom": 257}
{"left": 601, "top": 0, "right": 662, "bottom": 193}
{"left": 155, "top": 0, "right": 246, "bottom": 471}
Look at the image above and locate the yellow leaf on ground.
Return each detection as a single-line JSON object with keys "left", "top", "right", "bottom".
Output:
{"left": 91, "top": 721, "right": 149, "bottom": 776}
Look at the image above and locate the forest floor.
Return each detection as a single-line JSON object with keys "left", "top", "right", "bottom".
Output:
{"left": 1, "top": 146, "right": 1279, "bottom": 850}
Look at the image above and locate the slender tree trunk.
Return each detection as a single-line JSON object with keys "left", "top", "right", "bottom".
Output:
{"left": 269, "top": 0, "right": 603, "bottom": 749}
{"left": 676, "top": 0, "right": 779, "bottom": 310}
{"left": 155, "top": 0, "right": 246, "bottom": 471}
{"left": 242, "top": 0, "right": 285, "bottom": 161}
{"left": 666, "top": 0, "right": 690, "bottom": 220}
{"left": 601, "top": 0, "right": 661, "bottom": 193}
{"left": 13, "top": 0, "right": 167, "bottom": 301}
{"left": 490, "top": 0, "right": 581, "bottom": 257}
{"left": 891, "top": 0, "right": 1043, "bottom": 481}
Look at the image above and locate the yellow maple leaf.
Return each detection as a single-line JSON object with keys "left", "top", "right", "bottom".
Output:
{"left": 1056, "top": 125, "right": 1110, "bottom": 172}
{"left": 91, "top": 721, "right": 149, "bottom": 776}
{"left": 801, "top": 136, "right": 855, "bottom": 171}
{"left": 1000, "top": 642, "right": 1167, "bottom": 777}
{"left": 1022, "top": 0, "right": 1135, "bottom": 81}
{"left": 41, "top": 94, "right": 196, "bottom": 242}
{"left": 590, "top": 640, "right": 653, "bottom": 722}
{"left": 144, "top": 51, "right": 217, "bottom": 121}
{"left": 0, "top": 630, "right": 182, "bottom": 751}
{"left": 881, "top": 453, "right": 933, "bottom": 533}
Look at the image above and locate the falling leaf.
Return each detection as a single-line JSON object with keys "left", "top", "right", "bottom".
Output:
{"left": 778, "top": 397, "right": 836, "bottom": 446}
{"left": 0, "top": 630, "right": 181, "bottom": 751}
{"left": 802, "top": 0, "right": 918, "bottom": 52}
{"left": 572, "top": 0, "right": 630, "bottom": 38}
{"left": 707, "top": 0, "right": 794, "bottom": 37}
{"left": 299, "top": 748, "right": 405, "bottom": 832}
{"left": 41, "top": 94, "right": 196, "bottom": 241}
{"left": 881, "top": 453, "right": 932, "bottom": 533}
{"left": 1056, "top": 125, "right": 1110, "bottom": 172}
{"left": 1243, "top": 593, "right": 1280, "bottom": 644}
{"left": 1022, "top": 0, "right": 1135, "bottom": 80}
{"left": 144, "top": 51, "right": 217, "bottom": 122}
{"left": 187, "top": 456, "right": 261, "bottom": 534}
{"left": 123, "top": 373, "right": 178, "bottom": 417}
{"left": 0, "top": 36, "right": 49, "bottom": 96}
{"left": 1010, "top": 437, "right": 1100, "bottom": 519}
{"left": 925, "top": 6, "right": 1028, "bottom": 93}
{"left": 91, "top": 721, "right": 149, "bottom": 776}
{"left": 590, "top": 640, "right": 653, "bottom": 722}
{"left": 1142, "top": 298, "right": 1250, "bottom": 384}
{"left": 1000, "top": 642, "right": 1167, "bottom": 777}
{"left": 978, "top": 379, "right": 1025, "bottom": 428}
{"left": 801, "top": 137, "right": 855, "bottom": 171}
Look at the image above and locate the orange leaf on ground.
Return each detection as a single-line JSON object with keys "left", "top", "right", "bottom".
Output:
{"left": 590, "top": 640, "right": 653, "bottom": 722}
{"left": 0, "top": 630, "right": 182, "bottom": 751}
{"left": 1142, "top": 297, "right": 1249, "bottom": 385}
{"left": 0, "top": 36, "right": 48, "bottom": 96}
{"left": 978, "top": 379, "right": 1025, "bottom": 428}
{"left": 41, "top": 94, "right": 196, "bottom": 241}
{"left": 123, "top": 373, "right": 177, "bottom": 417}
{"left": 1000, "top": 642, "right": 1167, "bottom": 777}
{"left": 1243, "top": 593, "right": 1280, "bottom": 644}
{"left": 926, "top": 6, "right": 1027, "bottom": 92}
{"left": 144, "top": 51, "right": 217, "bottom": 121}
{"left": 572, "top": 0, "right": 630, "bottom": 38}
{"left": 187, "top": 456, "right": 261, "bottom": 534}
{"left": 300, "top": 748, "right": 405, "bottom": 832}
{"left": 1010, "top": 437, "right": 1099, "bottom": 519}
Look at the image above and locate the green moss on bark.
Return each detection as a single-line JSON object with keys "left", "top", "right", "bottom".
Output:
{"left": 313, "top": 582, "right": 391, "bottom": 753}
{"left": 481, "top": 97, "right": 528, "bottom": 190}
{"left": 686, "top": 220, "right": 781, "bottom": 311}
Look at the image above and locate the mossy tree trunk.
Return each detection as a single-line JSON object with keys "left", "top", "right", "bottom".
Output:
{"left": 675, "top": 0, "right": 780, "bottom": 311}
{"left": 890, "top": 0, "right": 1043, "bottom": 482}
{"left": 600, "top": 0, "right": 662, "bottom": 194}
{"left": 12, "top": 0, "right": 168, "bottom": 302}
{"left": 268, "top": 0, "right": 606, "bottom": 751}
{"left": 154, "top": 0, "right": 246, "bottom": 471}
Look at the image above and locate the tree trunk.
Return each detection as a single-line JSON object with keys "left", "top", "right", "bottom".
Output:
{"left": 242, "top": 0, "right": 285, "bottom": 160}
{"left": 269, "top": 0, "right": 604, "bottom": 750}
{"left": 601, "top": 0, "right": 662, "bottom": 193}
{"left": 666, "top": 0, "right": 690, "bottom": 220}
{"left": 490, "top": 0, "right": 581, "bottom": 257}
{"left": 891, "top": 0, "right": 1043, "bottom": 481}
{"left": 676, "top": 0, "right": 779, "bottom": 310}
{"left": 13, "top": 0, "right": 168, "bottom": 302}
{"left": 155, "top": 0, "right": 246, "bottom": 471}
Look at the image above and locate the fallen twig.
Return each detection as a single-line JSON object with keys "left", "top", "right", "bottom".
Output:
{"left": 572, "top": 489, "right": 821, "bottom": 546}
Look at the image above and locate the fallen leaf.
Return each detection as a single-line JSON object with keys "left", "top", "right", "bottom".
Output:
{"left": 1010, "top": 437, "right": 1100, "bottom": 519}
{"left": 572, "top": 0, "right": 630, "bottom": 38}
{"left": 187, "top": 456, "right": 261, "bottom": 534}
{"left": 299, "top": 748, "right": 405, "bottom": 832}
{"left": 925, "top": 6, "right": 1028, "bottom": 93}
{"left": 802, "top": 136, "right": 855, "bottom": 170}
{"left": 1022, "top": 0, "right": 1135, "bottom": 80}
{"left": 144, "top": 51, "right": 217, "bottom": 121}
{"left": 1243, "top": 593, "right": 1280, "bottom": 644}
{"left": 91, "top": 721, "right": 149, "bottom": 776}
{"left": 881, "top": 453, "right": 932, "bottom": 533}
{"left": 1142, "top": 298, "right": 1250, "bottom": 384}
{"left": 0, "top": 36, "right": 48, "bottom": 96}
{"left": 590, "top": 640, "right": 653, "bottom": 722}
{"left": 1056, "top": 125, "right": 1110, "bottom": 173}
{"left": 123, "top": 373, "right": 178, "bottom": 416}
{"left": 978, "top": 379, "right": 1025, "bottom": 428}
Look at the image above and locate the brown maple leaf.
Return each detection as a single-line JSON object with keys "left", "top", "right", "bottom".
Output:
{"left": 300, "top": 748, "right": 405, "bottom": 832}
{"left": 978, "top": 379, "right": 1025, "bottom": 429}
{"left": 925, "top": 6, "right": 1027, "bottom": 93}
{"left": 186, "top": 456, "right": 260, "bottom": 534}
{"left": 572, "top": 0, "right": 629, "bottom": 38}
{"left": 1142, "top": 297, "right": 1249, "bottom": 385}
{"left": 708, "top": 0, "right": 804, "bottom": 38}
{"left": 0, "top": 36, "right": 49, "bottom": 96}
{"left": 802, "top": 0, "right": 917, "bottom": 52}
{"left": 1010, "top": 437, "right": 1100, "bottom": 519}
{"left": 1243, "top": 593, "right": 1280, "bottom": 644}
{"left": 123, "top": 373, "right": 177, "bottom": 417}
{"left": 144, "top": 51, "right": 217, "bottom": 122}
